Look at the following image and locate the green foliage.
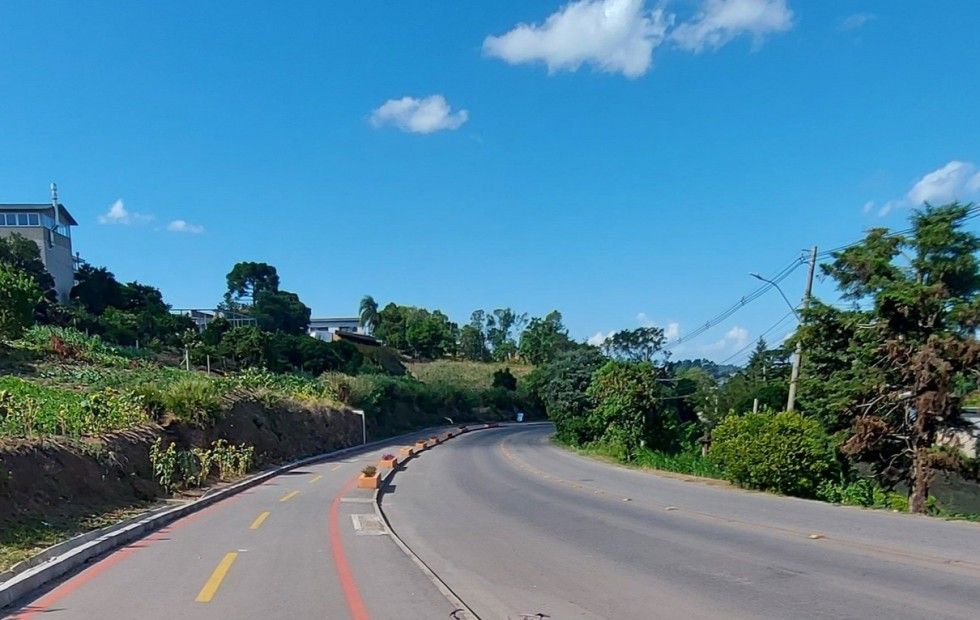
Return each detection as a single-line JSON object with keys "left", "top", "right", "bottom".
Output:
{"left": 586, "top": 361, "right": 672, "bottom": 460}
{"left": 711, "top": 411, "right": 840, "bottom": 498}
{"left": 0, "top": 376, "right": 147, "bottom": 437}
{"left": 800, "top": 203, "right": 980, "bottom": 512}
{"left": 518, "top": 311, "right": 577, "bottom": 365}
{"left": 816, "top": 478, "right": 909, "bottom": 512}
{"left": 600, "top": 326, "right": 666, "bottom": 363}
{"left": 20, "top": 325, "right": 146, "bottom": 367}
{"left": 151, "top": 437, "right": 255, "bottom": 492}
{"left": 374, "top": 303, "right": 458, "bottom": 360}
{"left": 527, "top": 347, "right": 606, "bottom": 444}
{"left": 359, "top": 295, "right": 379, "bottom": 331}
{"left": 252, "top": 290, "right": 311, "bottom": 335}
{"left": 458, "top": 321, "right": 490, "bottom": 362}
{"left": 0, "top": 233, "right": 56, "bottom": 309}
{"left": 70, "top": 263, "right": 125, "bottom": 315}
{"left": 151, "top": 377, "right": 224, "bottom": 426}
{"left": 0, "top": 265, "right": 43, "bottom": 340}
{"left": 576, "top": 442, "right": 723, "bottom": 478}
{"left": 224, "top": 261, "right": 280, "bottom": 305}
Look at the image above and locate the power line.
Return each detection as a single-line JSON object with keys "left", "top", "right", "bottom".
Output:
{"left": 718, "top": 310, "right": 798, "bottom": 366}
{"left": 656, "top": 204, "right": 978, "bottom": 356}
{"left": 663, "top": 257, "right": 804, "bottom": 351}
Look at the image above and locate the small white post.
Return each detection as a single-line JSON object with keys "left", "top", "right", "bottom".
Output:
{"left": 352, "top": 409, "right": 366, "bottom": 445}
{"left": 206, "top": 355, "right": 211, "bottom": 375}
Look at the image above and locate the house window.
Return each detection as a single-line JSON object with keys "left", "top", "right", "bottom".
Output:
{"left": 28, "top": 213, "right": 39, "bottom": 225}
{"left": 16, "top": 213, "right": 28, "bottom": 225}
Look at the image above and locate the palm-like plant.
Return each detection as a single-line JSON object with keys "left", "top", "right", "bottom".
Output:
{"left": 359, "top": 295, "right": 379, "bottom": 333}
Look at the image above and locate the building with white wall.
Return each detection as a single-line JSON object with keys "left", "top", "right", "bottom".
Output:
{"left": 0, "top": 185, "right": 77, "bottom": 301}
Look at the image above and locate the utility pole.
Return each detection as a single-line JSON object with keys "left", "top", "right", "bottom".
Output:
{"left": 786, "top": 246, "right": 817, "bottom": 412}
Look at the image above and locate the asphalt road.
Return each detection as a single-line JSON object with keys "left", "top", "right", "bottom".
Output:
{"left": 383, "top": 424, "right": 980, "bottom": 619}
{"left": 5, "top": 431, "right": 457, "bottom": 620}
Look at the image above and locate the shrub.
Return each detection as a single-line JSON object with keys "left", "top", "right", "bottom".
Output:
{"left": 0, "top": 265, "right": 43, "bottom": 340}
{"left": 816, "top": 478, "right": 909, "bottom": 511}
{"left": 711, "top": 411, "right": 840, "bottom": 498}
{"left": 361, "top": 465, "right": 377, "bottom": 477}
{"left": 158, "top": 377, "right": 224, "bottom": 426}
{"left": 586, "top": 361, "right": 679, "bottom": 460}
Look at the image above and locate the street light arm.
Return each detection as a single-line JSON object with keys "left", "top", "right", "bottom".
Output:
{"left": 750, "top": 273, "right": 801, "bottom": 320}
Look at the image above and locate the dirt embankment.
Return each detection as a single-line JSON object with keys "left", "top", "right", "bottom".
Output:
{"left": 0, "top": 399, "right": 361, "bottom": 529}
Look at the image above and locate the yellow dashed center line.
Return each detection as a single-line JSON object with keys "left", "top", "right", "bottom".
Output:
{"left": 330, "top": 463, "right": 343, "bottom": 471}
{"left": 280, "top": 490, "right": 299, "bottom": 502}
{"left": 195, "top": 552, "right": 238, "bottom": 603}
{"left": 249, "top": 511, "right": 270, "bottom": 530}
{"left": 309, "top": 474, "right": 323, "bottom": 483}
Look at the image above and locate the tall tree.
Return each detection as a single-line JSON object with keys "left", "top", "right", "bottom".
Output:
{"left": 224, "top": 262, "right": 280, "bottom": 306}
{"left": 601, "top": 326, "right": 666, "bottom": 362}
{"left": 359, "top": 295, "right": 379, "bottom": 332}
{"left": 800, "top": 203, "right": 980, "bottom": 513}
{"left": 486, "top": 308, "right": 528, "bottom": 361}
{"left": 518, "top": 310, "right": 575, "bottom": 365}
{"left": 459, "top": 310, "right": 490, "bottom": 361}
{"left": 70, "top": 264, "right": 125, "bottom": 315}
{"left": 252, "top": 290, "right": 311, "bottom": 335}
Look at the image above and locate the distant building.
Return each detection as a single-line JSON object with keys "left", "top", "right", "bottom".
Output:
{"left": 170, "top": 308, "right": 257, "bottom": 331}
{"left": 308, "top": 317, "right": 369, "bottom": 341}
{"left": 0, "top": 184, "right": 78, "bottom": 302}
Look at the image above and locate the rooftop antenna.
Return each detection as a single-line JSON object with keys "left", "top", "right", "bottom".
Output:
{"left": 50, "top": 182, "right": 60, "bottom": 231}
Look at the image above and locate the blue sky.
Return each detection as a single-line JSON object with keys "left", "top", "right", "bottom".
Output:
{"left": 2, "top": 1, "right": 979, "bottom": 363}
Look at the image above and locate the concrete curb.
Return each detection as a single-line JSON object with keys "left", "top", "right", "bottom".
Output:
{"left": 373, "top": 425, "right": 496, "bottom": 620}
{"left": 0, "top": 425, "right": 450, "bottom": 611}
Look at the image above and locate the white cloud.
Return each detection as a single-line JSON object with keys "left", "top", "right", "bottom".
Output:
{"left": 370, "top": 95, "right": 468, "bottom": 134}
{"left": 671, "top": 0, "right": 794, "bottom": 53}
{"left": 862, "top": 200, "right": 875, "bottom": 214}
{"left": 166, "top": 219, "right": 205, "bottom": 234}
{"left": 703, "top": 325, "right": 749, "bottom": 351}
{"left": 876, "top": 160, "right": 980, "bottom": 216}
{"left": 97, "top": 199, "right": 152, "bottom": 225}
{"left": 588, "top": 330, "right": 615, "bottom": 346}
{"left": 839, "top": 13, "right": 874, "bottom": 32}
{"left": 482, "top": 0, "right": 669, "bottom": 78}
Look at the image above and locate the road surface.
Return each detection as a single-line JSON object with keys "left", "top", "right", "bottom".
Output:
{"left": 5, "top": 431, "right": 458, "bottom": 620}
{"left": 383, "top": 424, "right": 980, "bottom": 619}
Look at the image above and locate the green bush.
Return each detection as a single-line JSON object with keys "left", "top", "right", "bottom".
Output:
{"left": 0, "top": 265, "right": 43, "bottom": 340}
{"left": 711, "top": 411, "right": 840, "bottom": 498}
{"left": 156, "top": 377, "right": 225, "bottom": 426}
{"left": 816, "top": 478, "right": 909, "bottom": 512}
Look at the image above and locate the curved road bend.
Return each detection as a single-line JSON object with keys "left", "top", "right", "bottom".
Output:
{"left": 383, "top": 424, "right": 980, "bottom": 620}
{"left": 5, "top": 432, "right": 458, "bottom": 620}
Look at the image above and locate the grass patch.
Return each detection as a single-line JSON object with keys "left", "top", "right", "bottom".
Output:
{"left": 408, "top": 360, "right": 534, "bottom": 390}
{"left": 0, "top": 505, "right": 151, "bottom": 573}
{"left": 0, "top": 376, "right": 148, "bottom": 437}
{"left": 563, "top": 439, "right": 724, "bottom": 479}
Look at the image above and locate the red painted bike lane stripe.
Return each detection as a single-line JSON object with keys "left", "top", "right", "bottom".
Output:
{"left": 7, "top": 489, "right": 253, "bottom": 619}
{"left": 328, "top": 475, "right": 370, "bottom": 620}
